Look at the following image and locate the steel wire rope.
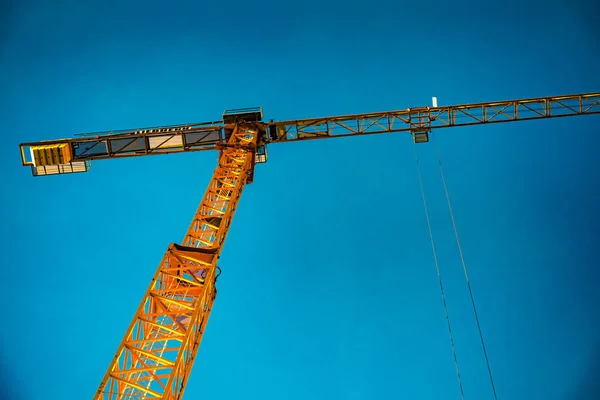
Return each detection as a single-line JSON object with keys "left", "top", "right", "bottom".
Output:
{"left": 432, "top": 132, "right": 499, "bottom": 400}
{"left": 413, "top": 141, "right": 465, "bottom": 400}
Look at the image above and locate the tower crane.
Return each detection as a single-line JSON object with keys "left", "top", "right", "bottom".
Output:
{"left": 19, "top": 92, "right": 600, "bottom": 399}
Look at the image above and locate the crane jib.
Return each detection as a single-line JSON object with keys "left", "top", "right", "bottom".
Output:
{"left": 18, "top": 92, "right": 600, "bottom": 177}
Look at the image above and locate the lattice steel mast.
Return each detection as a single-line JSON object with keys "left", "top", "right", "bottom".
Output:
{"left": 94, "top": 122, "right": 260, "bottom": 399}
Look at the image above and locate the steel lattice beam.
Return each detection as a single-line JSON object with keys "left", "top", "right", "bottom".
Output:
{"left": 94, "top": 124, "right": 258, "bottom": 399}
{"left": 18, "top": 93, "right": 600, "bottom": 176}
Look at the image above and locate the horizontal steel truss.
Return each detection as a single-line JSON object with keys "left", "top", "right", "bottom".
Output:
{"left": 19, "top": 93, "right": 599, "bottom": 167}
{"left": 94, "top": 124, "right": 258, "bottom": 399}
{"left": 273, "top": 93, "right": 600, "bottom": 140}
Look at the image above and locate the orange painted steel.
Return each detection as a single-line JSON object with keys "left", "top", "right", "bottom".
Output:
{"left": 93, "top": 123, "right": 258, "bottom": 399}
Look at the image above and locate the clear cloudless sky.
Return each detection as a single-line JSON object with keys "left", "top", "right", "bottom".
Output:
{"left": 1, "top": 0, "right": 599, "bottom": 399}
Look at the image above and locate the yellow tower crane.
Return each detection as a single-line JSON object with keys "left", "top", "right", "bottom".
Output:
{"left": 19, "top": 92, "right": 600, "bottom": 399}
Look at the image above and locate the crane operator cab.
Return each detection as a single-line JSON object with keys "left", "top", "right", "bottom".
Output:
{"left": 222, "top": 107, "right": 269, "bottom": 164}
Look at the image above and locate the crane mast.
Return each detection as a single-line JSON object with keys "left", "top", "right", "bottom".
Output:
{"left": 18, "top": 92, "right": 599, "bottom": 399}
{"left": 94, "top": 122, "right": 260, "bottom": 399}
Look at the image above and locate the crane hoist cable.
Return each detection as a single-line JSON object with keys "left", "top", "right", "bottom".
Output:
{"left": 413, "top": 141, "right": 466, "bottom": 400}
{"left": 432, "top": 133, "right": 499, "bottom": 400}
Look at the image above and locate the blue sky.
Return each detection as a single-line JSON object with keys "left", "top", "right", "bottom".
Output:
{"left": 1, "top": 0, "right": 599, "bottom": 399}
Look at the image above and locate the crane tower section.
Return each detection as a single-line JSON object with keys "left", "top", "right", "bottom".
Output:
{"left": 94, "top": 121, "right": 259, "bottom": 399}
